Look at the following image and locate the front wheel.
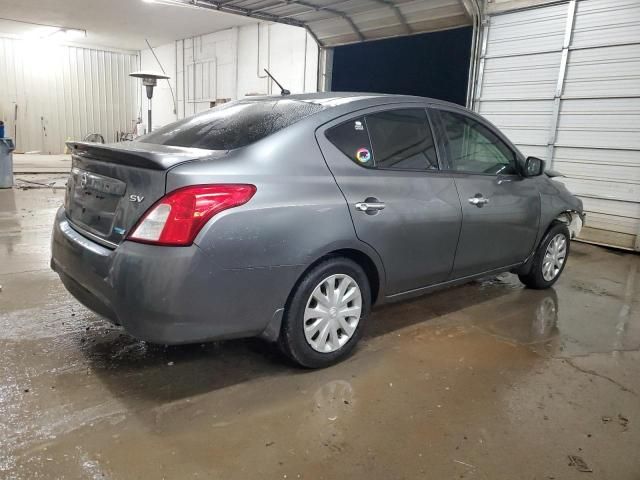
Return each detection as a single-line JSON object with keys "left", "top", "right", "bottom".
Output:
{"left": 279, "top": 257, "right": 371, "bottom": 368}
{"left": 519, "top": 223, "right": 570, "bottom": 289}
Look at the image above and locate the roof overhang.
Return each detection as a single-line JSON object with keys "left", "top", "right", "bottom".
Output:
{"left": 188, "top": 0, "right": 474, "bottom": 47}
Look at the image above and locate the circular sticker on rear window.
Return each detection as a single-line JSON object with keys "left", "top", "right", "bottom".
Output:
{"left": 355, "top": 148, "right": 371, "bottom": 163}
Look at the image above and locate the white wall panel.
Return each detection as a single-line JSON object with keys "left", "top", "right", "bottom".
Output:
{"left": 571, "top": 0, "right": 640, "bottom": 48}
{"left": 140, "top": 42, "right": 177, "bottom": 130}
{"left": 559, "top": 177, "right": 639, "bottom": 205}
{"left": 0, "top": 37, "right": 138, "bottom": 154}
{"left": 141, "top": 22, "right": 318, "bottom": 131}
{"left": 579, "top": 211, "right": 639, "bottom": 237}
{"left": 554, "top": 158, "right": 640, "bottom": 184}
{"left": 563, "top": 45, "right": 640, "bottom": 98}
{"left": 475, "top": 2, "right": 566, "bottom": 162}
{"left": 581, "top": 197, "right": 640, "bottom": 223}
{"left": 484, "top": 3, "right": 567, "bottom": 57}
{"left": 481, "top": 52, "right": 561, "bottom": 100}
{"left": 479, "top": 100, "right": 554, "bottom": 149}
{"left": 554, "top": 146, "right": 639, "bottom": 167}
{"left": 513, "top": 144, "right": 549, "bottom": 160}
{"left": 181, "top": 28, "right": 238, "bottom": 117}
{"left": 555, "top": 98, "right": 640, "bottom": 150}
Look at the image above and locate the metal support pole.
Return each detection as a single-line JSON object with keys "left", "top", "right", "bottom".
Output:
{"left": 546, "top": 0, "right": 577, "bottom": 167}
{"left": 130, "top": 72, "right": 166, "bottom": 133}
{"left": 473, "top": 17, "right": 490, "bottom": 109}
{"left": 148, "top": 98, "right": 152, "bottom": 133}
{"left": 318, "top": 48, "right": 333, "bottom": 92}
{"left": 464, "top": 0, "right": 482, "bottom": 111}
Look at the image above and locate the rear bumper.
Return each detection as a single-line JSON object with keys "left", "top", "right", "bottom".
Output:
{"left": 51, "top": 207, "right": 299, "bottom": 344}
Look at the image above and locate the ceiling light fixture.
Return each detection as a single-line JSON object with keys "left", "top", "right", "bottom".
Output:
{"left": 51, "top": 28, "right": 86, "bottom": 40}
{"left": 0, "top": 17, "right": 87, "bottom": 41}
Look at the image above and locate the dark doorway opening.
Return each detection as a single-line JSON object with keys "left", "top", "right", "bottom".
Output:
{"left": 331, "top": 27, "right": 473, "bottom": 106}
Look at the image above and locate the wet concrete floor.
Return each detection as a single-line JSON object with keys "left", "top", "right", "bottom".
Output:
{"left": 1, "top": 186, "right": 639, "bottom": 479}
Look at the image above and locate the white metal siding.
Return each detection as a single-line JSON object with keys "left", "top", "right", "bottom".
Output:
{"left": 476, "top": 4, "right": 565, "bottom": 161}
{"left": 0, "top": 37, "right": 138, "bottom": 154}
{"left": 483, "top": 3, "right": 567, "bottom": 57}
{"left": 476, "top": 0, "right": 640, "bottom": 250}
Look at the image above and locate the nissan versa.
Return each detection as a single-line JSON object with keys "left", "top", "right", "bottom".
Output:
{"left": 51, "top": 93, "right": 584, "bottom": 368}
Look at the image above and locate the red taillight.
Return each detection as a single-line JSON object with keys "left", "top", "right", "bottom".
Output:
{"left": 127, "top": 184, "right": 256, "bottom": 246}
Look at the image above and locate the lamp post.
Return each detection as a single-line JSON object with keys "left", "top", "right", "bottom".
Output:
{"left": 129, "top": 71, "right": 170, "bottom": 133}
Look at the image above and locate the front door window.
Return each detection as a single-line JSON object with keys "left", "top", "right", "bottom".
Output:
{"left": 433, "top": 109, "right": 517, "bottom": 175}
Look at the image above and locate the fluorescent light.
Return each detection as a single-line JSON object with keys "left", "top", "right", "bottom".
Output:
{"left": 21, "top": 26, "right": 86, "bottom": 41}
{"left": 22, "top": 26, "right": 61, "bottom": 40}
{"left": 56, "top": 28, "right": 86, "bottom": 40}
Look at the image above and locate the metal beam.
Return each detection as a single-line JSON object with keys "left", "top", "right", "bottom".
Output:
{"left": 367, "top": 0, "right": 412, "bottom": 35}
{"left": 461, "top": 0, "right": 481, "bottom": 109}
{"left": 261, "top": 0, "right": 365, "bottom": 19}
{"left": 209, "top": 0, "right": 365, "bottom": 42}
{"left": 190, "top": 0, "right": 306, "bottom": 27}
{"left": 318, "top": 47, "right": 333, "bottom": 91}
{"left": 304, "top": 23, "right": 324, "bottom": 48}
{"left": 486, "top": 0, "right": 570, "bottom": 15}
{"left": 473, "top": 16, "right": 490, "bottom": 106}
{"left": 288, "top": 0, "right": 365, "bottom": 41}
{"left": 546, "top": 0, "right": 576, "bottom": 168}
{"left": 276, "top": 0, "right": 356, "bottom": 18}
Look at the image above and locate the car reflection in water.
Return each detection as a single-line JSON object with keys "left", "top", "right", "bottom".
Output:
{"left": 471, "top": 288, "right": 559, "bottom": 346}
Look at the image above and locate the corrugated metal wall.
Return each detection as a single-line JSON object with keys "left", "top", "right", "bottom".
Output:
{"left": 476, "top": 0, "right": 640, "bottom": 251}
{"left": 0, "top": 37, "right": 139, "bottom": 154}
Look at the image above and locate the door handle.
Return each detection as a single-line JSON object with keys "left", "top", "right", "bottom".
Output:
{"left": 355, "top": 201, "right": 385, "bottom": 213}
{"left": 468, "top": 196, "right": 490, "bottom": 207}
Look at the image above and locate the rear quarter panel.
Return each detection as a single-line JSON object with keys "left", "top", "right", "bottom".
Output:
{"left": 165, "top": 120, "right": 365, "bottom": 271}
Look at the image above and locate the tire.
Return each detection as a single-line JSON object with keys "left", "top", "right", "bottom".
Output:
{"left": 279, "top": 257, "right": 371, "bottom": 368}
{"left": 519, "top": 222, "right": 570, "bottom": 289}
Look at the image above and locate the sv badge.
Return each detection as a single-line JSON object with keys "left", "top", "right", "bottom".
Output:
{"left": 129, "top": 194, "right": 145, "bottom": 203}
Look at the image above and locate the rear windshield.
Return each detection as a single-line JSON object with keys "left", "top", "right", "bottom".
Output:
{"left": 138, "top": 99, "right": 325, "bottom": 150}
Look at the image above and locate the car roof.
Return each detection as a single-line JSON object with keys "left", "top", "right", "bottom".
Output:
{"left": 242, "top": 91, "right": 461, "bottom": 110}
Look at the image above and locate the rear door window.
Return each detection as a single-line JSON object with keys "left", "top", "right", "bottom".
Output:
{"left": 325, "top": 108, "right": 438, "bottom": 170}
{"left": 366, "top": 109, "right": 438, "bottom": 170}
{"left": 325, "top": 116, "right": 374, "bottom": 167}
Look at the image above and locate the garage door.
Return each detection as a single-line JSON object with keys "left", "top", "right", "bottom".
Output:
{"left": 475, "top": 0, "right": 640, "bottom": 251}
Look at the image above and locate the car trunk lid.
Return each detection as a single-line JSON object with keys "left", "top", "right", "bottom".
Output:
{"left": 65, "top": 141, "right": 225, "bottom": 246}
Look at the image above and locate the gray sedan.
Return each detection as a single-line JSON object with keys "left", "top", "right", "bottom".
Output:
{"left": 51, "top": 93, "right": 584, "bottom": 368}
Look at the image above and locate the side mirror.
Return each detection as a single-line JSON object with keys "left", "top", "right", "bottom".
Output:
{"left": 524, "top": 156, "right": 545, "bottom": 177}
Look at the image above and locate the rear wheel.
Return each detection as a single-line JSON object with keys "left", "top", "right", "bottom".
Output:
{"left": 279, "top": 257, "right": 371, "bottom": 368}
{"left": 519, "top": 223, "right": 570, "bottom": 289}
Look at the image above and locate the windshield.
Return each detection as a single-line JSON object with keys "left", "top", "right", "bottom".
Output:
{"left": 138, "top": 99, "right": 325, "bottom": 150}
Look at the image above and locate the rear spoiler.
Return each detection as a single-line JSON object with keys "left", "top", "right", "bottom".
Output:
{"left": 66, "top": 141, "right": 221, "bottom": 170}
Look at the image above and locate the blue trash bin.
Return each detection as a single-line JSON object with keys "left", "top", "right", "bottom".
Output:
{"left": 0, "top": 138, "right": 16, "bottom": 189}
